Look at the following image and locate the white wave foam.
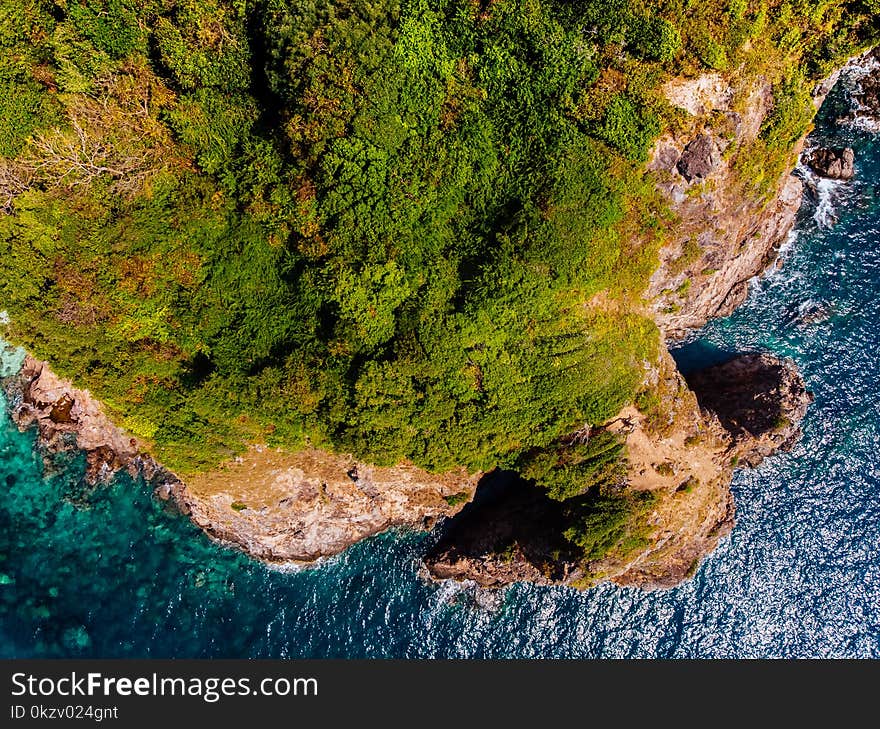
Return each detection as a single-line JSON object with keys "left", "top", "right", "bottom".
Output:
{"left": 263, "top": 556, "right": 333, "bottom": 574}
{"left": 813, "top": 176, "right": 845, "bottom": 228}
{"left": 425, "top": 574, "right": 506, "bottom": 613}
{"left": 795, "top": 152, "right": 848, "bottom": 229}
{"left": 837, "top": 52, "right": 880, "bottom": 131}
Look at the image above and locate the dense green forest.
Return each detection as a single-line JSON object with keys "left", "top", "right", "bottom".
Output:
{"left": 0, "top": 0, "right": 876, "bottom": 566}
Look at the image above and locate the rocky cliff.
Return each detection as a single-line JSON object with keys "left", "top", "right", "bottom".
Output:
{"left": 2, "top": 356, "right": 156, "bottom": 482}
{"left": 166, "top": 447, "right": 478, "bottom": 564}
{"left": 425, "top": 350, "right": 812, "bottom": 589}
{"left": 423, "top": 59, "right": 863, "bottom": 587}
{"left": 4, "top": 57, "right": 862, "bottom": 588}
{"left": 646, "top": 57, "right": 870, "bottom": 340}
{"left": 1, "top": 354, "right": 479, "bottom": 565}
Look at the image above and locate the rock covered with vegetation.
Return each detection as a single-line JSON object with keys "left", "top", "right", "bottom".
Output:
{"left": 685, "top": 353, "right": 814, "bottom": 468}
{"left": 0, "top": 0, "right": 876, "bottom": 583}
{"left": 426, "top": 352, "right": 812, "bottom": 588}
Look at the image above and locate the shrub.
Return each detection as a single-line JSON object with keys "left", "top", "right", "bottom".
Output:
{"left": 596, "top": 94, "right": 662, "bottom": 162}
{"left": 517, "top": 431, "right": 626, "bottom": 502}
{"left": 697, "top": 36, "right": 729, "bottom": 71}
{"left": 628, "top": 16, "right": 682, "bottom": 63}
{"left": 67, "top": 0, "right": 145, "bottom": 59}
{"left": 563, "top": 488, "right": 657, "bottom": 562}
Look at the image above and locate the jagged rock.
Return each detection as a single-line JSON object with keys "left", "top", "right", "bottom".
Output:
{"left": 85, "top": 445, "right": 121, "bottom": 482}
{"left": 806, "top": 147, "right": 855, "bottom": 180}
{"left": 424, "top": 476, "right": 581, "bottom": 588}
{"left": 178, "top": 447, "right": 479, "bottom": 563}
{"left": 0, "top": 355, "right": 479, "bottom": 564}
{"left": 685, "top": 353, "right": 813, "bottom": 468}
{"left": 648, "top": 62, "right": 859, "bottom": 340}
{"left": 859, "top": 75, "right": 880, "bottom": 117}
{"left": 677, "top": 134, "right": 721, "bottom": 181}
{"left": 2, "top": 357, "right": 144, "bottom": 483}
{"left": 427, "top": 351, "right": 813, "bottom": 590}
{"left": 854, "top": 49, "right": 880, "bottom": 120}
{"left": 797, "top": 301, "right": 832, "bottom": 326}
{"left": 48, "top": 393, "right": 75, "bottom": 423}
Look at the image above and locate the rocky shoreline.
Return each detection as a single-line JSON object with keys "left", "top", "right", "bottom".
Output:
{"left": 1, "top": 355, "right": 167, "bottom": 484}
{"left": 0, "top": 353, "right": 479, "bottom": 566}
{"left": 3, "top": 54, "right": 874, "bottom": 590}
{"left": 424, "top": 352, "right": 813, "bottom": 589}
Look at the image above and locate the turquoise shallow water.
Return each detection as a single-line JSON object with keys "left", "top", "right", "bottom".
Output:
{"left": 3, "top": 78, "right": 880, "bottom": 658}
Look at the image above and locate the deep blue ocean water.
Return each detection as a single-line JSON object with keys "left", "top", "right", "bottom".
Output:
{"left": 3, "top": 78, "right": 880, "bottom": 659}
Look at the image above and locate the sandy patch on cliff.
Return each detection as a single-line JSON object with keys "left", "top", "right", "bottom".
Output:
{"left": 663, "top": 73, "right": 733, "bottom": 116}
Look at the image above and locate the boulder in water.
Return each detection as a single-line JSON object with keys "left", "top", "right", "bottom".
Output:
{"left": 806, "top": 147, "right": 855, "bottom": 180}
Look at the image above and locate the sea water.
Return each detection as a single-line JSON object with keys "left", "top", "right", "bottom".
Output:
{"left": 2, "top": 77, "right": 880, "bottom": 658}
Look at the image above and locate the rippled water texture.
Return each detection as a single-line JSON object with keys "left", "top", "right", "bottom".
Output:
{"left": 2, "top": 77, "right": 880, "bottom": 658}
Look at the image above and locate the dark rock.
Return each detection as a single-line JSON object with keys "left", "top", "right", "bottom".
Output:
{"left": 676, "top": 134, "right": 721, "bottom": 182}
{"left": 806, "top": 147, "right": 855, "bottom": 180}
{"left": 856, "top": 53, "right": 880, "bottom": 117}
{"left": 48, "top": 394, "right": 75, "bottom": 424}
{"left": 685, "top": 353, "right": 813, "bottom": 467}
{"left": 424, "top": 473, "right": 580, "bottom": 587}
{"left": 649, "top": 143, "right": 681, "bottom": 174}
{"left": 796, "top": 300, "right": 832, "bottom": 326}
{"left": 85, "top": 445, "right": 120, "bottom": 481}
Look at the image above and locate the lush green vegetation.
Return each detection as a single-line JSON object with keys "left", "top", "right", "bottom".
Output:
{"left": 564, "top": 487, "right": 658, "bottom": 562}
{"left": 0, "top": 0, "right": 876, "bottom": 566}
{"left": 517, "top": 431, "right": 626, "bottom": 502}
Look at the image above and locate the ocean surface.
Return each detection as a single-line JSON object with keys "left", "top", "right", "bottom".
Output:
{"left": 3, "top": 74, "right": 880, "bottom": 659}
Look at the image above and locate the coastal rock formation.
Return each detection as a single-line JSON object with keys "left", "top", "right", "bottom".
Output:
{"left": 0, "top": 65, "right": 836, "bottom": 589}
{"left": 648, "top": 74, "right": 807, "bottom": 340}
{"left": 0, "top": 354, "right": 478, "bottom": 564}
{"left": 806, "top": 147, "right": 855, "bottom": 180}
{"left": 685, "top": 353, "right": 814, "bottom": 468}
{"left": 852, "top": 48, "right": 880, "bottom": 125}
{"left": 2, "top": 356, "right": 148, "bottom": 482}
{"left": 424, "top": 477, "right": 581, "bottom": 588}
{"left": 677, "top": 134, "right": 722, "bottom": 181}
{"left": 426, "top": 352, "right": 811, "bottom": 589}
{"left": 646, "top": 57, "right": 873, "bottom": 341}
{"left": 426, "top": 348, "right": 734, "bottom": 589}
{"left": 164, "top": 447, "right": 479, "bottom": 564}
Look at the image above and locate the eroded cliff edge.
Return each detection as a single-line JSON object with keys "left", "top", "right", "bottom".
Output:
{"left": 4, "top": 56, "right": 870, "bottom": 587}
{"left": 420, "top": 59, "right": 863, "bottom": 588}
{"left": 0, "top": 355, "right": 479, "bottom": 565}
{"left": 425, "top": 350, "right": 812, "bottom": 589}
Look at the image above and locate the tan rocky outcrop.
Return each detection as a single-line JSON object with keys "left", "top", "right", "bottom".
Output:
{"left": 1, "top": 354, "right": 478, "bottom": 564}
{"left": 3, "top": 356, "right": 146, "bottom": 481}
{"left": 603, "top": 351, "right": 812, "bottom": 587}
{"left": 648, "top": 74, "right": 805, "bottom": 340}
{"left": 163, "top": 447, "right": 478, "bottom": 564}
{"left": 649, "top": 57, "right": 872, "bottom": 340}
{"left": 425, "top": 350, "right": 812, "bottom": 589}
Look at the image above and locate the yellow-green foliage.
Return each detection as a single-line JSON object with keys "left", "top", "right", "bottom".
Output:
{"left": 0, "top": 0, "right": 876, "bottom": 489}
{"left": 564, "top": 487, "right": 658, "bottom": 563}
